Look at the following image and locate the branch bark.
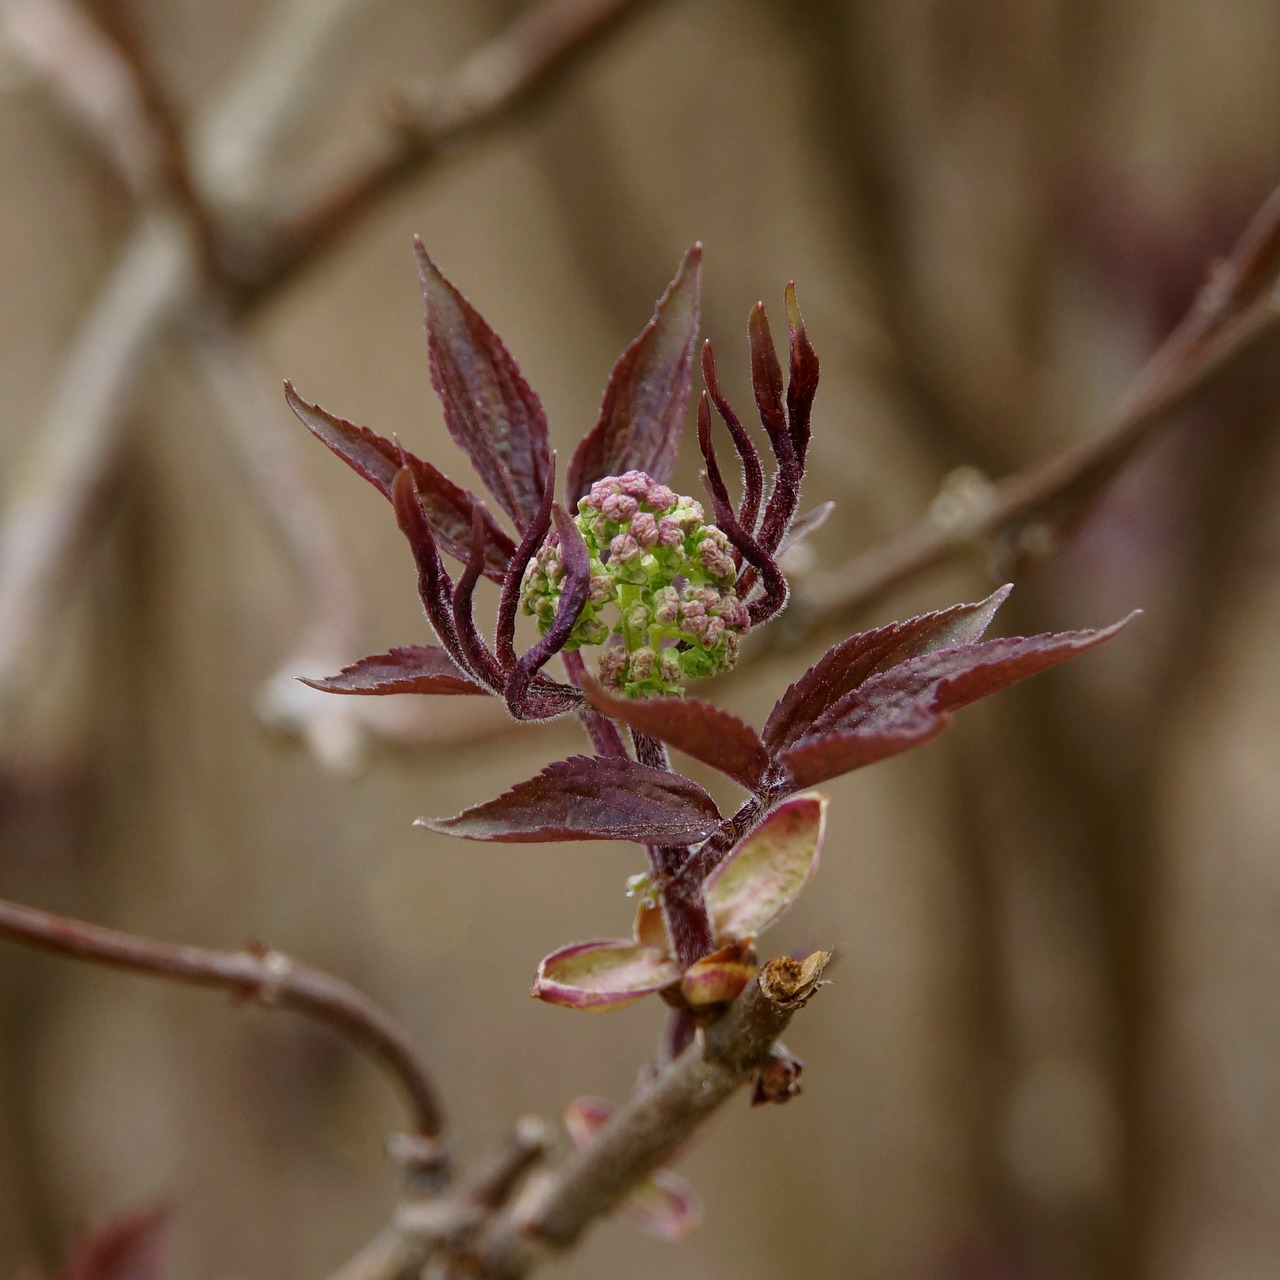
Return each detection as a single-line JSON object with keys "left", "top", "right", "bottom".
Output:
{"left": 784, "top": 181, "right": 1280, "bottom": 639}
{"left": 467, "top": 952, "right": 829, "bottom": 1279}
{"left": 0, "top": 0, "right": 655, "bottom": 756}
{"left": 0, "top": 896, "right": 447, "bottom": 1143}
{"left": 228, "top": 0, "right": 661, "bottom": 300}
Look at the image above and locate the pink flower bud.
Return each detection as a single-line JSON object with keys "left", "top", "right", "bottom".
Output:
{"left": 646, "top": 483, "right": 677, "bottom": 512}
{"left": 602, "top": 493, "right": 639, "bottom": 522}
{"left": 598, "top": 647, "right": 627, "bottom": 687}
{"left": 609, "top": 533, "right": 641, "bottom": 563}
{"left": 618, "top": 470, "right": 652, "bottom": 499}
{"left": 656, "top": 519, "right": 684, "bottom": 548}
{"left": 631, "top": 512, "right": 659, "bottom": 547}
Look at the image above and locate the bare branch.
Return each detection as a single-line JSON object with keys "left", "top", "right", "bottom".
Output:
{"left": 230, "top": 0, "right": 662, "bottom": 299}
{"left": 786, "top": 182, "right": 1280, "bottom": 637}
{"left": 0, "top": 0, "right": 168, "bottom": 204}
{"left": 468, "top": 953, "right": 830, "bottom": 1279}
{"left": 0, "top": 217, "right": 194, "bottom": 744}
{"left": 192, "top": 0, "right": 375, "bottom": 208}
{"left": 0, "top": 895, "right": 448, "bottom": 1142}
{"left": 0, "top": 0, "right": 665, "bottom": 759}
{"left": 183, "top": 306, "right": 380, "bottom": 771}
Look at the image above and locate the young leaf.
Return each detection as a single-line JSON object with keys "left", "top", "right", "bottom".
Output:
{"left": 813, "top": 615, "right": 1137, "bottom": 737}
{"left": 784, "top": 281, "right": 819, "bottom": 463}
{"left": 762, "top": 586, "right": 1013, "bottom": 750}
{"left": 776, "top": 710, "right": 946, "bottom": 789}
{"left": 566, "top": 245, "right": 702, "bottom": 502}
{"left": 418, "top": 755, "right": 722, "bottom": 843}
{"left": 415, "top": 241, "right": 551, "bottom": 531}
{"left": 704, "top": 793, "right": 827, "bottom": 941}
{"left": 298, "top": 646, "right": 487, "bottom": 696}
{"left": 532, "top": 940, "right": 681, "bottom": 1011}
{"left": 680, "top": 942, "right": 758, "bottom": 1007}
{"left": 287, "top": 382, "right": 515, "bottom": 580}
{"left": 581, "top": 677, "right": 770, "bottom": 792}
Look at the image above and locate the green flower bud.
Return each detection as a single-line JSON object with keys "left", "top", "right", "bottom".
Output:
{"left": 520, "top": 471, "right": 750, "bottom": 697}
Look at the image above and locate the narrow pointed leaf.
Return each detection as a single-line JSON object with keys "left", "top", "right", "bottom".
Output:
{"left": 298, "top": 646, "right": 486, "bottom": 696}
{"left": 418, "top": 755, "right": 721, "bottom": 843}
{"left": 704, "top": 794, "right": 827, "bottom": 941}
{"left": 582, "top": 677, "right": 769, "bottom": 792}
{"left": 566, "top": 245, "right": 702, "bottom": 501}
{"left": 814, "top": 614, "right": 1138, "bottom": 737}
{"left": 777, "top": 709, "right": 947, "bottom": 789}
{"left": 533, "top": 941, "right": 681, "bottom": 1011}
{"left": 784, "top": 281, "right": 819, "bottom": 463}
{"left": 415, "top": 241, "right": 551, "bottom": 530}
{"left": 762, "top": 586, "right": 1013, "bottom": 750}
{"left": 287, "top": 382, "right": 514, "bottom": 579}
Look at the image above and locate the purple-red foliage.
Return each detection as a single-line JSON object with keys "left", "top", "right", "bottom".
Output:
{"left": 289, "top": 243, "right": 1134, "bottom": 986}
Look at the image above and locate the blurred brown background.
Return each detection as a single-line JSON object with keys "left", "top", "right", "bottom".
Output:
{"left": 2, "top": 1, "right": 1280, "bottom": 1277}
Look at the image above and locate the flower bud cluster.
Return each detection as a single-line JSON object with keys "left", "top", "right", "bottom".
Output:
{"left": 520, "top": 470, "right": 747, "bottom": 697}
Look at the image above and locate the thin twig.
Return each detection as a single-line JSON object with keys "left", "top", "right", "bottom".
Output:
{"left": 468, "top": 952, "right": 830, "bottom": 1279}
{"left": 0, "top": 217, "right": 194, "bottom": 744}
{"left": 183, "top": 306, "right": 377, "bottom": 771}
{"left": 786, "top": 182, "right": 1280, "bottom": 638}
{"left": 0, "top": 0, "right": 169, "bottom": 205}
{"left": 0, "top": 0, "right": 663, "bottom": 760}
{"left": 228, "top": 0, "right": 661, "bottom": 300}
{"left": 0, "top": 895, "right": 447, "bottom": 1142}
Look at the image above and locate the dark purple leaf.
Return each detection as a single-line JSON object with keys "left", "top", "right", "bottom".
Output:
{"left": 417, "top": 755, "right": 721, "bottom": 843}
{"left": 497, "top": 461, "right": 557, "bottom": 666}
{"left": 286, "top": 381, "right": 514, "bottom": 580}
{"left": 748, "top": 302, "right": 787, "bottom": 445}
{"left": 784, "top": 282, "right": 819, "bottom": 464}
{"left": 777, "top": 708, "right": 946, "bottom": 789}
{"left": 298, "top": 646, "right": 486, "bottom": 696}
{"left": 813, "top": 614, "right": 1138, "bottom": 738}
{"left": 54, "top": 1203, "right": 171, "bottom": 1280}
{"left": 762, "top": 586, "right": 1012, "bottom": 750}
{"left": 701, "top": 340, "right": 763, "bottom": 533}
{"left": 506, "top": 504, "right": 592, "bottom": 716}
{"left": 582, "top": 677, "right": 770, "bottom": 792}
{"left": 451, "top": 502, "right": 505, "bottom": 689}
{"left": 415, "top": 241, "right": 551, "bottom": 531}
{"left": 566, "top": 245, "right": 702, "bottom": 502}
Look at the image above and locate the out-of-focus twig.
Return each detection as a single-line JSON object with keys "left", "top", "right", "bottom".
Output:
{"left": 0, "top": 0, "right": 662, "bottom": 761}
{"left": 0, "top": 0, "right": 168, "bottom": 204}
{"left": 0, "top": 895, "right": 448, "bottom": 1143}
{"left": 184, "top": 306, "right": 373, "bottom": 770}
{"left": 192, "top": 0, "right": 374, "bottom": 209}
{"left": 0, "top": 217, "right": 194, "bottom": 743}
{"left": 786, "top": 180, "right": 1280, "bottom": 639}
{"left": 228, "top": 0, "right": 662, "bottom": 300}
